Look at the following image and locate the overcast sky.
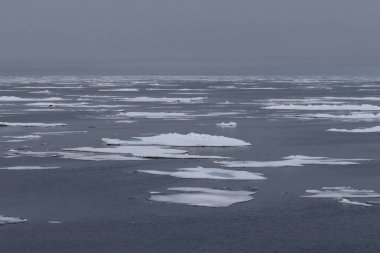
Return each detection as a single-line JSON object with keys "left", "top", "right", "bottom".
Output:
{"left": 0, "top": 0, "right": 379, "bottom": 75}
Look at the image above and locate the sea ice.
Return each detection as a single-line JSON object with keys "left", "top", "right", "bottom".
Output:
{"left": 0, "top": 166, "right": 59, "bottom": 170}
{"left": 102, "top": 133, "right": 251, "bottom": 147}
{"left": 0, "top": 96, "right": 66, "bottom": 102}
{"left": 0, "top": 122, "right": 67, "bottom": 127}
{"left": 327, "top": 126, "right": 380, "bottom": 133}
{"left": 0, "top": 215, "right": 27, "bottom": 225}
{"left": 216, "top": 155, "right": 367, "bottom": 168}
{"left": 216, "top": 122, "right": 237, "bottom": 127}
{"left": 138, "top": 167, "right": 266, "bottom": 180}
{"left": 263, "top": 104, "right": 380, "bottom": 111}
{"left": 149, "top": 187, "right": 256, "bottom": 207}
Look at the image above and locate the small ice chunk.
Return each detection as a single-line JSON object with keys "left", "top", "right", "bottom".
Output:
{"left": 216, "top": 122, "right": 237, "bottom": 127}
{"left": 263, "top": 104, "right": 380, "bottom": 111}
{"left": 0, "top": 96, "right": 66, "bottom": 102}
{"left": 138, "top": 167, "right": 266, "bottom": 180}
{"left": 48, "top": 221, "right": 62, "bottom": 224}
{"left": 302, "top": 186, "right": 380, "bottom": 198}
{"left": 150, "top": 187, "right": 256, "bottom": 207}
{"left": 102, "top": 133, "right": 251, "bottom": 147}
{"left": 339, "top": 198, "right": 372, "bottom": 207}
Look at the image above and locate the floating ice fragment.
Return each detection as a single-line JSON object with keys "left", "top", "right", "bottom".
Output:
{"left": 0, "top": 96, "right": 66, "bottom": 102}
{"left": 102, "top": 133, "right": 251, "bottom": 147}
{"left": 0, "top": 122, "right": 66, "bottom": 127}
{"left": 0, "top": 166, "right": 59, "bottom": 170}
{"left": 339, "top": 199, "right": 372, "bottom": 207}
{"left": 149, "top": 187, "right": 256, "bottom": 207}
{"left": 216, "top": 155, "right": 367, "bottom": 168}
{"left": 263, "top": 104, "right": 380, "bottom": 111}
{"left": 216, "top": 122, "right": 237, "bottom": 127}
{"left": 138, "top": 167, "right": 266, "bottom": 180}
{"left": 327, "top": 126, "right": 380, "bottom": 133}
{"left": 0, "top": 215, "right": 27, "bottom": 225}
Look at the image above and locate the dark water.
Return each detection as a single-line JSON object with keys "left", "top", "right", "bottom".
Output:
{"left": 1, "top": 76, "right": 380, "bottom": 252}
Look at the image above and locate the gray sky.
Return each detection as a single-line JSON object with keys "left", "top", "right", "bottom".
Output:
{"left": 1, "top": 0, "right": 379, "bottom": 75}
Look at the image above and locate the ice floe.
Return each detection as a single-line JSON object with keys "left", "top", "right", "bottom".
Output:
{"left": 263, "top": 104, "right": 380, "bottom": 111}
{"left": 299, "top": 112, "right": 380, "bottom": 122}
{"left": 115, "top": 96, "right": 206, "bottom": 103}
{"left": 216, "top": 155, "right": 367, "bottom": 168}
{"left": 102, "top": 133, "right": 251, "bottom": 147}
{"left": 9, "top": 150, "right": 145, "bottom": 161}
{"left": 64, "top": 146, "right": 227, "bottom": 159}
{"left": 327, "top": 126, "right": 380, "bottom": 133}
{"left": 138, "top": 167, "right": 266, "bottom": 180}
{"left": 0, "top": 96, "right": 66, "bottom": 102}
{"left": 0, "top": 122, "right": 67, "bottom": 127}
{"left": 0, "top": 215, "right": 27, "bottom": 225}
{"left": 0, "top": 166, "right": 59, "bottom": 170}
{"left": 302, "top": 187, "right": 380, "bottom": 207}
{"left": 149, "top": 187, "right": 256, "bottom": 207}
{"left": 216, "top": 122, "right": 237, "bottom": 127}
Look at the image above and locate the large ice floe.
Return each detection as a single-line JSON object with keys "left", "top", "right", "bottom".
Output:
{"left": 0, "top": 122, "right": 67, "bottom": 127}
{"left": 149, "top": 187, "right": 256, "bottom": 207}
{"left": 138, "top": 167, "right": 266, "bottom": 180}
{"left": 10, "top": 150, "right": 146, "bottom": 161}
{"left": 263, "top": 104, "right": 380, "bottom": 111}
{"left": 64, "top": 146, "right": 227, "bottom": 159}
{"left": 216, "top": 155, "right": 367, "bottom": 168}
{"left": 0, "top": 96, "right": 66, "bottom": 102}
{"left": 114, "top": 96, "right": 206, "bottom": 103}
{"left": 298, "top": 112, "right": 380, "bottom": 122}
{"left": 302, "top": 187, "right": 380, "bottom": 207}
{"left": 102, "top": 133, "right": 251, "bottom": 147}
{"left": 0, "top": 215, "right": 27, "bottom": 225}
{"left": 0, "top": 166, "right": 59, "bottom": 170}
{"left": 327, "top": 126, "right": 380, "bottom": 133}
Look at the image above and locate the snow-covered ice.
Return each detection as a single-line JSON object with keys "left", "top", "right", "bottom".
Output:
{"left": 102, "top": 133, "right": 251, "bottom": 147}
{"left": 216, "top": 122, "right": 237, "bottom": 127}
{"left": 0, "top": 166, "right": 59, "bottom": 170}
{"left": 138, "top": 167, "right": 266, "bottom": 180}
{"left": 149, "top": 187, "right": 256, "bottom": 207}
{"left": 0, "top": 215, "right": 27, "bottom": 225}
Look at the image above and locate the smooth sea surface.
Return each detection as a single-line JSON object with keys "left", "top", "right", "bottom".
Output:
{"left": 1, "top": 76, "right": 380, "bottom": 252}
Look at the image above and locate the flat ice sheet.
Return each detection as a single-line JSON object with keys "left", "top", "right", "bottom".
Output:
{"left": 102, "top": 133, "right": 251, "bottom": 147}
{"left": 149, "top": 187, "right": 256, "bottom": 207}
{"left": 138, "top": 167, "right": 266, "bottom": 180}
{"left": 216, "top": 155, "right": 367, "bottom": 168}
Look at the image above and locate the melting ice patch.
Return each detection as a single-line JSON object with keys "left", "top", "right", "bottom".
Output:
{"left": 149, "top": 187, "right": 256, "bottom": 207}
{"left": 298, "top": 113, "right": 380, "bottom": 122}
{"left": 327, "top": 126, "right": 380, "bottom": 133}
{"left": 216, "top": 155, "right": 367, "bottom": 168}
{"left": 139, "top": 167, "right": 266, "bottom": 180}
{"left": 0, "top": 215, "right": 27, "bottom": 225}
{"left": 115, "top": 97, "right": 206, "bottom": 103}
{"left": 302, "top": 187, "right": 380, "bottom": 207}
{"left": 0, "top": 122, "right": 67, "bottom": 127}
{"left": 102, "top": 133, "right": 251, "bottom": 147}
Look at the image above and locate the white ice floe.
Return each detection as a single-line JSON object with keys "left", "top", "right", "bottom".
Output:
{"left": 118, "top": 112, "right": 189, "bottom": 119}
{"left": 9, "top": 150, "right": 145, "bottom": 161}
{"left": 0, "top": 96, "right": 66, "bottom": 102}
{"left": 0, "top": 122, "right": 66, "bottom": 127}
{"left": 115, "top": 96, "right": 206, "bottom": 103}
{"left": 1, "top": 135, "right": 41, "bottom": 142}
{"left": 216, "top": 155, "right": 367, "bottom": 168}
{"left": 327, "top": 126, "right": 380, "bottom": 133}
{"left": 32, "top": 131, "right": 87, "bottom": 135}
{"left": 115, "top": 120, "right": 136, "bottom": 123}
{"left": 138, "top": 167, "right": 266, "bottom": 180}
{"left": 48, "top": 221, "right": 62, "bottom": 224}
{"left": 99, "top": 88, "right": 138, "bottom": 91}
{"left": 0, "top": 215, "right": 27, "bottom": 225}
{"left": 65, "top": 146, "right": 227, "bottom": 159}
{"left": 0, "top": 166, "right": 59, "bottom": 170}
{"left": 149, "top": 187, "right": 256, "bottom": 207}
{"left": 302, "top": 187, "right": 380, "bottom": 207}
{"left": 216, "top": 122, "right": 237, "bottom": 127}
{"left": 102, "top": 133, "right": 251, "bottom": 147}
{"left": 263, "top": 104, "right": 380, "bottom": 111}
{"left": 300, "top": 112, "right": 380, "bottom": 121}
{"left": 29, "top": 90, "right": 53, "bottom": 94}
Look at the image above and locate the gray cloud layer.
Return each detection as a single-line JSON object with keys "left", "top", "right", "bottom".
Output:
{"left": 1, "top": 0, "right": 379, "bottom": 75}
